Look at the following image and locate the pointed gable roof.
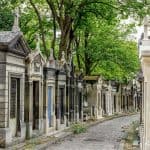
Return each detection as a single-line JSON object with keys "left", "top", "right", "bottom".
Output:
{"left": 0, "top": 31, "right": 30, "bottom": 57}
{"left": 27, "top": 50, "right": 46, "bottom": 65}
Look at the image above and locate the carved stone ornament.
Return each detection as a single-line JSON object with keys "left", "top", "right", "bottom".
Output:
{"left": 34, "top": 61, "right": 41, "bottom": 72}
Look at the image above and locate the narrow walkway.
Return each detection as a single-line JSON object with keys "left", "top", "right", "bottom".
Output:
{"left": 47, "top": 114, "right": 139, "bottom": 150}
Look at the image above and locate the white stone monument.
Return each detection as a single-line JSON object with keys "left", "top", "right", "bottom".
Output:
{"left": 140, "top": 16, "right": 150, "bottom": 150}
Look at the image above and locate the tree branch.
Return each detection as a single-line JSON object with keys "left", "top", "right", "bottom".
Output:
{"left": 46, "top": 0, "right": 61, "bottom": 25}
{"left": 29, "top": 0, "right": 47, "bottom": 55}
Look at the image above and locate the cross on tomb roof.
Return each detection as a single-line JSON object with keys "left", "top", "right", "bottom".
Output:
{"left": 12, "top": 7, "right": 20, "bottom": 32}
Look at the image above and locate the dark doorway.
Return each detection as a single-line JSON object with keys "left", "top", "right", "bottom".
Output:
{"left": 69, "top": 87, "right": 74, "bottom": 121}
{"left": 123, "top": 96, "right": 125, "bottom": 111}
{"left": 79, "top": 92, "right": 82, "bottom": 119}
{"left": 48, "top": 86, "right": 52, "bottom": 127}
{"left": 127, "top": 96, "right": 129, "bottom": 110}
{"left": 114, "top": 95, "right": 116, "bottom": 112}
{"left": 102, "top": 94, "right": 106, "bottom": 114}
{"left": 33, "top": 81, "right": 39, "bottom": 130}
{"left": 10, "top": 77, "right": 20, "bottom": 137}
{"left": 59, "top": 88, "right": 64, "bottom": 124}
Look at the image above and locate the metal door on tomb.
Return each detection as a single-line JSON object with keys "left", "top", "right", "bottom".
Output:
{"left": 33, "top": 81, "right": 39, "bottom": 130}
{"left": 60, "top": 88, "right": 64, "bottom": 124}
{"left": 10, "top": 77, "right": 20, "bottom": 137}
{"left": 48, "top": 87, "right": 52, "bottom": 127}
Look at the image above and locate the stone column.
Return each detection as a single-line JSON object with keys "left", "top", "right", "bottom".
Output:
{"left": 66, "top": 76, "right": 70, "bottom": 126}
{"left": 143, "top": 80, "right": 150, "bottom": 150}
{"left": 125, "top": 95, "right": 128, "bottom": 112}
{"left": 39, "top": 81, "right": 43, "bottom": 133}
{"left": 115, "top": 94, "right": 118, "bottom": 113}
{"left": 55, "top": 71, "right": 60, "bottom": 130}
{"left": 106, "top": 83, "right": 112, "bottom": 116}
{"left": 26, "top": 80, "right": 33, "bottom": 138}
{"left": 140, "top": 18, "right": 150, "bottom": 149}
{"left": 20, "top": 75, "right": 26, "bottom": 139}
{"left": 99, "top": 89, "right": 103, "bottom": 118}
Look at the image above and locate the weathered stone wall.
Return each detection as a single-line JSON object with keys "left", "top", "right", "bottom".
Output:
{"left": 0, "top": 52, "right": 26, "bottom": 147}
{"left": 0, "top": 52, "right": 7, "bottom": 128}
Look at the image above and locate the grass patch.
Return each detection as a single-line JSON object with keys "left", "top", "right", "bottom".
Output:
{"left": 71, "top": 123, "right": 87, "bottom": 134}
{"left": 123, "top": 121, "right": 140, "bottom": 150}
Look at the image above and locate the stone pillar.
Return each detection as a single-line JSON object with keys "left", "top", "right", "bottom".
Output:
{"left": 140, "top": 17, "right": 150, "bottom": 149}
{"left": 39, "top": 81, "right": 43, "bottom": 133}
{"left": 106, "top": 83, "right": 112, "bottom": 116}
{"left": 99, "top": 89, "right": 103, "bottom": 118}
{"left": 20, "top": 75, "right": 26, "bottom": 140}
{"left": 125, "top": 95, "right": 128, "bottom": 112}
{"left": 66, "top": 76, "right": 70, "bottom": 126}
{"left": 115, "top": 94, "right": 119, "bottom": 113}
{"left": 26, "top": 81, "right": 33, "bottom": 138}
{"left": 143, "top": 80, "right": 150, "bottom": 150}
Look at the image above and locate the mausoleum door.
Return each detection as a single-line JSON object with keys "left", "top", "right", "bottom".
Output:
{"left": 79, "top": 92, "right": 82, "bottom": 119}
{"left": 33, "top": 81, "right": 39, "bottom": 130}
{"left": 10, "top": 78, "right": 20, "bottom": 137}
{"left": 114, "top": 95, "right": 116, "bottom": 112}
{"left": 48, "top": 87, "right": 52, "bottom": 127}
{"left": 60, "top": 88, "right": 64, "bottom": 124}
{"left": 102, "top": 94, "right": 106, "bottom": 114}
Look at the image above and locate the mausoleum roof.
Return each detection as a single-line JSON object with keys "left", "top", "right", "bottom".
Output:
{"left": 0, "top": 31, "right": 30, "bottom": 57}
{"left": 0, "top": 31, "right": 20, "bottom": 44}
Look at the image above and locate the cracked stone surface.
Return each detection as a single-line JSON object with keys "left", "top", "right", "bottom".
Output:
{"left": 47, "top": 114, "right": 139, "bottom": 150}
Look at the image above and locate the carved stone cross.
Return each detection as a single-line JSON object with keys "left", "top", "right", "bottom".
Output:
{"left": 12, "top": 7, "right": 20, "bottom": 32}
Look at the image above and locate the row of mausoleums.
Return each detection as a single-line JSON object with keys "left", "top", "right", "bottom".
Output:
{"left": 0, "top": 21, "right": 142, "bottom": 148}
{"left": 0, "top": 29, "right": 78, "bottom": 147}
{"left": 83, "top": 76, "right": 141, "bottom": 120}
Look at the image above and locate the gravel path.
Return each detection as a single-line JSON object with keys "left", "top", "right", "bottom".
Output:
{"left": 47, "top": 114, "right": 139, "bottom": 150}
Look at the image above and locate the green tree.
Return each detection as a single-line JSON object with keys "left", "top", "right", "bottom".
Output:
{"left": 74, "top": 18, "right": 139, "bottom": 82}
{"left": 0, "top": 0, "right": 147, "bottom": 59}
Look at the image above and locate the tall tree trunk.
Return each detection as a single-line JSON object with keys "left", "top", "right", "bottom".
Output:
{"left": 84, "top": 29, "right": 91, "bottom": 75}
{"left": 59, "top": 15, "right": 73, "bottom": 60}
{"left": 75, "top": 37, "right": 81, "bottom": 70}
{"left": 51, "top": 15, "right": 56, "bottom": 58}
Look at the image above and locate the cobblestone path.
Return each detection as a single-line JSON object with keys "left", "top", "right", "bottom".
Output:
{"left": 48, "top": 114, "right": 139, "bottom": 150}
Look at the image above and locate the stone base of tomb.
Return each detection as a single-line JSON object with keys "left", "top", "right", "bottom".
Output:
{"left": 0, "top": 122, "right": 26, "bottom": 147}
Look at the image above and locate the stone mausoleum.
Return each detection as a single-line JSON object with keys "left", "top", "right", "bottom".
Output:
{"left": 0, "top": 13, "right": 30, "bottom": 146}
{"left": 25, "top": 35, "right": 45, "bottom": 138}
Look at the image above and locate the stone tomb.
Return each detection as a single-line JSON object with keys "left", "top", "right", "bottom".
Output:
{"left": 76, "top": 75, "right": 84, "bottom": 122}
{"left": 43, "top": 50, "right": 56, "bottom": 134}
{"left": 0, "top": 31, "right": 30, "bottom": 146}
{"left": 55, "top": 68, "right": 67, "bottom": 130}
{"left": 25, "top": 47, "right": 45, "bottom": 138}
{"left": 83, "top": 76, "right": 103, "bottom": 119}
{"left": 102, "top": 81, "right": 113, "bottom": 116}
